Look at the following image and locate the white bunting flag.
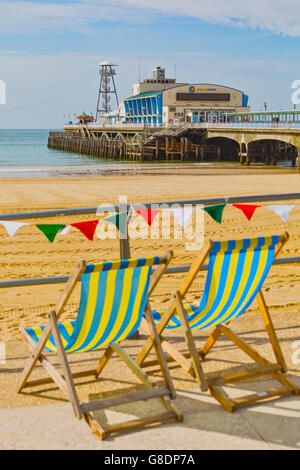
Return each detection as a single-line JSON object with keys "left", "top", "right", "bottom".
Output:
{"left": 0, "top": 221, "right": 29, "bottom": 237}
{"left": 57, "top": 225, "right": 71, "bottom": 235}
{"left": 127, "top": 205, "right": 135, "bottom": 224}
{"left": 169, "top": 207, "right": 195, "bottom": 227}
{"left": 267, "top": 205, "right": 295, "bottom": 222}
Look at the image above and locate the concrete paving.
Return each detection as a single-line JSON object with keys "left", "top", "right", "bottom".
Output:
{"left": 0, "top": 377, "right": 300, "bottom": 450}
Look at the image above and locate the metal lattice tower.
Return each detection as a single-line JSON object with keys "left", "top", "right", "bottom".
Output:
{"left": 96, "top": 61, "right": 119, "bottom": 121}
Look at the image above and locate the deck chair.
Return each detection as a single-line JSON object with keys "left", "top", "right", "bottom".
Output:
{"left": 137, "top": 232, "right": 299, "bottom": 411}
{"left": 18, "top": 252, "right": 182, "bottom": 440}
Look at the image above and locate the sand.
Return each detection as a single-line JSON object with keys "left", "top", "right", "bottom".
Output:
{"left": 0, "top": 166, "right": 299, "bottom": 410}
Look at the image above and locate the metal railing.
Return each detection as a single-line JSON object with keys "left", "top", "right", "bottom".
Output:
{"left": 64, "top": 122, "right": 300, "bottom": 131}
{"left": 0, "top": 192, "right": 300, "bottom": 288}
{"left": 1, "top": 192, "right": 300, "bottom": 220}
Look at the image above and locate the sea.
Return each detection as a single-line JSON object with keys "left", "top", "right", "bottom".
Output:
{"left": 0, "top": 129, "right": 294, "bottom": 177}
{"left": 0, "top": 129, "right": 149, "bottom": 177}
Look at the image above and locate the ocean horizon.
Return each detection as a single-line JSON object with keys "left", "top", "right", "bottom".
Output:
{"left": 0, "top": 129, "right": 226, "bottom": 177}
{"left": 0, "top": 129, "right": 133, "bottom": 177}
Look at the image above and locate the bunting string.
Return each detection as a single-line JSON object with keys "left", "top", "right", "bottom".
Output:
{"left": 0, "top": 202, "right": 296, "bottom": 242}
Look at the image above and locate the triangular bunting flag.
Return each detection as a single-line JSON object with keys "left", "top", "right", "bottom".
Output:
{"left": 232, "top": 204, "right": 261, "bottom": 221}
{"left": 203, "top": 204, "right": 226, "bottom": 224}
{"left": 267, "top": 205, "right": 295, "bottom": 222}
{"left": 169, "top": 207, "right": 195, "bottom": 227}
{"left": 135, "top": 209, "right": 161, "bottom": 226}
{"left": 0, "top": 220, "right": 29, "bottom": 237}
{"left": 36, "top": 224, "right": 66, "bottom": 243}
{"left": 102, "top": 211, "right": 128, "bottom": 235}
{"left": 128, "top": 205, "right": 135, "bottom": 224}
{"left": 57, "top": 225, "right": 71, "bottom": 236}
{"left": 71, "top": 220, "right": 100, "bottom": 241}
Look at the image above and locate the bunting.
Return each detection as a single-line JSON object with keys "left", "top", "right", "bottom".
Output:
{"left": 169, "top": 207, "right": 195, "bottom": 227}
{"left": 232, "top": 204, "right": 261, "bottom": 221}
{"left": 57, "top": 225, "right": 71, "bottom": 236}
{"left": 102, "top": 211, "right": 128, "bottom": 236}
{"left": 0, "top": 221, "right": 29, "bottom": 237}
{"left": 36, "top": 224, "right": 66, "bottom": 243}
{"left": 267, "top": 205, "right": 295, "bottom": 222}
{"left": 135, "top": 209, "right": 161, "bottom": 226}
{"left": 0, "top": 200, "right": 297, "bottom": 242}
{"left": 71, "top": 220, "right": 100, "bottom": 241}
{"left": 203, "top": 204, "right": 226, "bottom": 224}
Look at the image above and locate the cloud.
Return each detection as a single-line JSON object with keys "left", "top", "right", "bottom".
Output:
{"left": 1, "top": 0, "right": 300, "bottom": 36}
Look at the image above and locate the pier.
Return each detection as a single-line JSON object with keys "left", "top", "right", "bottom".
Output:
{"left": 48, "top": 122, "right": 300, "bottom": 169}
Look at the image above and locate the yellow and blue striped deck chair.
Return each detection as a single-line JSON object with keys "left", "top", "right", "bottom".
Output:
{"left": 137, "top": 233, "right": 299, "bottom": 411}
{"left": 18, "top": 252, "right": 182, "bottom": 440}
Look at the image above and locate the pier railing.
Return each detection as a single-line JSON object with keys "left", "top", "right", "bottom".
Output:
{"left": 64, "top": 122, "right": 300, "bottom": 131}
{"left": 0, "top": 192, "right": 300, "bottom": 288}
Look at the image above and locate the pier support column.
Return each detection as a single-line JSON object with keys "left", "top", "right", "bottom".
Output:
{"left": 155, "top": 139, "right": 159, "bottom": 160}
{"left": 165, "top": 137, "right": 169, "bottom": 160}
{"left": 184, "top": 137, "right": 189, "bottom": 160}
{"left": 181, "top": 137, "right": 184, "bottom": 161}
{"left": 293, "top": 148, "right": 300, "bottom": 169}
{"left": 200, "top": 147, "right": 204, "bottom": 161}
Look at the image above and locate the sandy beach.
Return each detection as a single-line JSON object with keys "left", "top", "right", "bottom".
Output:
{"left": 0, "top": 166, "right": 299, "bottom": 412}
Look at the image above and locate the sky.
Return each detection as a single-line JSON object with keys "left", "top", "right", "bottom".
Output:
{"left": 0, "top": 0, "right": 300, "bottom": 128}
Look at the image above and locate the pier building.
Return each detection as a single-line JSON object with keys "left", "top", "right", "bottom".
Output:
{"left": 106, "top": 66, "right": 250, "bottom": 125}
{"left": 48, "top": 63, "right": 300, "bottom": 168}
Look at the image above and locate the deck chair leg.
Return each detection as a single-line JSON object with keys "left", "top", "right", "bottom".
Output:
{"left": 198, "top": 326, "right": 223, "bottom": 360}
{"left": 110, "top": 343, "right": 182, "bottom": 422}
{"left": 18, "top": 321, "right": 53, "bottom": 393}
{"left": 84, "top": 342, "right": 183, "bottom": 439}
{"left": 137, "top": 241, "right": 213, "bottom": 367}
{"left": 49, "top": 311, "right": 83, "bottom": 419}
{"left": 144, "top": 301, "right": 177, "bottom": 399}
{"left": 173, "top": 291, "right": 208, "bottom": 392}
{"left": 137, "top": 306, "right": 174, "bottom": 367}
{"left": 256, "top": 290, "right": 287, "bottom": 371}
{"left": 95, "top": 346, "right": 114, "bottom": 378}
{"left": 218, "top": 324, "right": 299, "bottom": 394}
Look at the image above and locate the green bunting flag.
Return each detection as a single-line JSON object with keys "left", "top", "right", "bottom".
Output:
{"left": 102, "top": 211, "right": 128, "bottom": 235}
{"left": 203, "top": 204, "right": 226, "bottom": 224}
{"left": 36, "top": 224, "right": 66, "bottom": 243}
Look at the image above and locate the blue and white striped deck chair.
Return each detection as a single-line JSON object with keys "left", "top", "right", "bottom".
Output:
{"left": 18, "top": 252, "right": 182, "bottom": 440}
{"left": 137, "top": 233, "right": 299, "bottom": 411}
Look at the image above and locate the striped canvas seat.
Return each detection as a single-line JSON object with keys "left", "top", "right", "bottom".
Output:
{"left": 152, "top": 235, "right": 279, "bottom": 331}
{"left": 26, "top": 256, "right": 162, "bottom": 353}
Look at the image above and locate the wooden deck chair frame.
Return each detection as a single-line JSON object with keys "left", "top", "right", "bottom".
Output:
{"left": 18, "top": 251, "right": 182, "bottom": 440}
{"left": 137, "top": 232, "right": 299, "bottom": 412}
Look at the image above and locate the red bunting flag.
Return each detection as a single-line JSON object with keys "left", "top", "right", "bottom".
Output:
{"left": 135, "top": 209, "right": 161, "bottom": 226}
{"left": 233, "top": 204, "right": 261, "bottom": 221}
{"left": 71, "top": 219, "right": 100, "bottom": 241}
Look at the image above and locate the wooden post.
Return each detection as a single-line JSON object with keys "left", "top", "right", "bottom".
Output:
{"left": 181, "top": 137, "right": 184, "bottom": 161}
{"left": 155, "top": 138, "right": 159, "bottom": 160}
{"left": 185, "top": 137, "right": 189, "bottom": 159}
{"left": 165, "top": 137, "right": 169, "bottom": 160}
{"left": 200, "top": 147, "right": 204, "bottom": 161}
